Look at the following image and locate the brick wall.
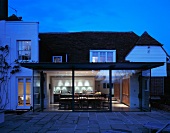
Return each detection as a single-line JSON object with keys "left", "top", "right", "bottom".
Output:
{"left": 151, "top": 77, "right": 164, "bottom": 96}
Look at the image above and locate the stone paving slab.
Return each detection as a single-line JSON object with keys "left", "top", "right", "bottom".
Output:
{"left": 0, "top": 110, "right": 170, "bottom": 132}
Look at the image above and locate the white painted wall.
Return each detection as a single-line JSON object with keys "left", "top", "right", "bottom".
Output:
{"left": 126, "top": 46, "right": 167, "bottom": 76}
{"left": 130, "top": 74, "right": 139, "bottom": 108}
{"left": 0, "top": 20, "right": 39, "bottom": 110}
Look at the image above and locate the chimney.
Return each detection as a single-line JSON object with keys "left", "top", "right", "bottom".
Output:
{"left": 0, "top": 0, "right": 8, "bottom": 20}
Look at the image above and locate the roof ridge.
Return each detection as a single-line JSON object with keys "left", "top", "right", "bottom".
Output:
{"left": 39, "top": 31, "right": 136, "bottom": 34}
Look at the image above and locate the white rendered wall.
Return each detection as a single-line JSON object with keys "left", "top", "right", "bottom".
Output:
{"left": 0, "top": 21, "right": 39, "bottom": 110}
{"left": 126, "top": 46, "right": 167, "bottom": 76}
{"left": 129, "top": 74, "right": 139, "bottom": 108}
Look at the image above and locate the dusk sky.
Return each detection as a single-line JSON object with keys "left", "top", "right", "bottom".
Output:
{"left": 8, "top": 0, "right": 170, "bottom": 55}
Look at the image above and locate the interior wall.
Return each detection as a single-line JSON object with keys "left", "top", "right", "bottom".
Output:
{"left": 114, "top": 82, "right": 120, "bottom": 100}
{"left": 100, "top": 83, "right": 110, "bottom": 94}
{"left": 52, "top": 76, "right": 95, "bottom": 95}
{"left": 122, "top": 78, "right": 130, "bottom": 106}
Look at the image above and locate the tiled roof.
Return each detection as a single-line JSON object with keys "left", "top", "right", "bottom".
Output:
{"left": 39, "top": 31, "right": 165, "bottom": 63}
{"left": 136, "top": 31, "right": 162, "bottom": 46}
{"left": 39, "top": 32, "right": 139, "bottom": 63}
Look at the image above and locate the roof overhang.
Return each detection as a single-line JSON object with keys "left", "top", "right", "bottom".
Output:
{"left": 20, "top": 62, "right": 164, "bottom": 70}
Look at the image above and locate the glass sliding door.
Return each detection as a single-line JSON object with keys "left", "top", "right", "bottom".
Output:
{"left": 52, "top": 70, "right": 73, "bottom": 110}
{"left": 33, "top": 70, "right": 41, "bottom": 111}
{"left": 74, "top": 70, "right": 110, "bottom": 111}
{"left": 51, "top": 69, "right": 111, "bottom": 111}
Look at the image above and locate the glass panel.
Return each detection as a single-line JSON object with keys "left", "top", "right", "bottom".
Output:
{"left": 53, "top": 56, "right": 62, "bottom": 63}
{"left": 92, "top": 52, "right": 98, "bottom": 62}
{"left": 18, "top": 79, "right": 24, "bottom": 106}
{"left": 107, "top": 52, "right": 113, "bottom": 62}
{"left": 26, "top": 79, "right": 31, "bottom": 106}
{"left": 100, "top": 52, "right": 106, "bottom": 62}
{"left": 112, "top": 70, "right": 141, "bottom": 111}
{"left": 18, "top": 40, "right": 31, "bottom": 60}
{"left": 74, "top": 70, "right": 110, "bottom": 111}
{"left": 33, "top": 70, "right": 41, "bottom": 111}
{"left": 141, "top": 69, "right": 151, "bottom": 111}
{"left": 53, "top": 70, "right": 72, "bottom": 110}
{"left": 18, "top": 42, "right": 22, "bottom": 50}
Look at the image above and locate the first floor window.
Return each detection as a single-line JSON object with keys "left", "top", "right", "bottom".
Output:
{"left": 17, "top": 40, "right": 31, "bottom": 61}
{"left": 53, "top": 56, "right": 62, "bottom": 63}
{"left": 90, "top": 50, "right": 116, "bottom": 62}
{"left": 92, "top": 52, "right": 98, "bottom": 62}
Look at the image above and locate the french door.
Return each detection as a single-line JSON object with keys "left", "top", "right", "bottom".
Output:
{"left": 17, "top": 77, "right": 32, "bottom": 109}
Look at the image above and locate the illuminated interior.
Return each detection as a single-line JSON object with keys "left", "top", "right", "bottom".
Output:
{"left": 41, "top": 69, "right": 142, "bottom": 112}
{"left": 18, "top": 80, "right": 31, "bottom": 106}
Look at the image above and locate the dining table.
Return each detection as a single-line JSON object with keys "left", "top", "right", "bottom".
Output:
{"left": 59, "top": 96, "right": 108, "bottom": 110}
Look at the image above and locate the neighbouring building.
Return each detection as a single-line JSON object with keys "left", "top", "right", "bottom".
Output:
{"left": 0, "top": 0, "right": 169, "bottom": 112}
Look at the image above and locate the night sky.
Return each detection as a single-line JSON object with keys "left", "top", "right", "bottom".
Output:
{"left": 8, "top": 0, "right": 170, "bottom": 55}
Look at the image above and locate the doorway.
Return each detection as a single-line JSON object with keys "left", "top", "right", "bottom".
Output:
{"left": 17, "top": 77, "right": 31, "bottom": 109}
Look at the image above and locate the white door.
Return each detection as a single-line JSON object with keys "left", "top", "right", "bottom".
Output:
{"left": 17, "top": 78, "right": 32, "bottom": 109}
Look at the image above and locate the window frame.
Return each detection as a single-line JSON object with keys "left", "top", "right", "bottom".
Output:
{"left": 17, "top": 40, "right": 31, "bottom": 61}
{"left": 17, "top": 77, "right": 32, "bottom": 108}
{"left": 53, "top": 56, "right": 62, "bottom": 63}
{"left": 90, "top": 50, "right": 116, "bottom": 63}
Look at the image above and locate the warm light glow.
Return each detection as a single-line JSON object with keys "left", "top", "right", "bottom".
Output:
{"left": 87, "top": 87, "right": 93, "bottom": 91}
{"left": 61, "top": 87, "right": 67, "bottom": 93}
{"left": 78, "top": 81, "right": 83, "bottom": 86}
{"left": 84, "top": 80, "right": 90, "bottom": 86}
{"left": 58, "top": 80, "right": 63, "bottom": 86}
{"left": 81, "top": 87, "right": 86, "bottom": 91}
{"left": 112, "top": 101, "right": 128, "bottom": 108}
{"left": 56, "top": 87, "right": 61, "bottom": 91}
{"left": 65, "top": 81, "right": 70, "bottom": 86}
{"left": 26, "top": 95, "right": 30, "bottom": 100}
{"left": 75, "top": 87, "right": 80, "bottom": 93}
{"left": 62, "top": 87, "right": 67, "bottom": 90}
{"left": 20, "top": 96, "right": 24, "bottom": 100}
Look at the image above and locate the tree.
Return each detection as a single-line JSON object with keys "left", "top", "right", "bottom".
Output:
{"left": 0, "top": 45, "right": 20, "bottom": 110}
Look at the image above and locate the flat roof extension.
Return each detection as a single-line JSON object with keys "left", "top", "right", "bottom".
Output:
{"left": 20, "top": 62, "right": 164, "bottom": 70}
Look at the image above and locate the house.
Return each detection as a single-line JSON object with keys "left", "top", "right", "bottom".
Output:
{"left": 0, "top": 0, "right": 39, "bottom": 110}
{"left": 21, "top": 32, "right": 166, "bottom": 112}
{"left": 0, "top": 0, "right": 168, "bottom": 112}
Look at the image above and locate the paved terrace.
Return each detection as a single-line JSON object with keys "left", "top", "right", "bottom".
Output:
{"left": 0, "top": 110, "right": 170, "bottom": 133}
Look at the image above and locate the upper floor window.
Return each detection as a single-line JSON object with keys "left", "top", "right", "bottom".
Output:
{"left": 53, "top": 56, "right": 62, "bottom": 63}
{"left": 90, "top": 50, "right": 116, "bottom": 62}
{"left": 17, "top": 41, "right": 31, "bottom": 61}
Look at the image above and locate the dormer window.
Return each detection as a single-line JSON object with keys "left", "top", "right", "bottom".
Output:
{"left": 53, "top": 56, "right": 62, "bottom": 63}
{"left": 90, "top": 50, "right": 116, "bottom": 62}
